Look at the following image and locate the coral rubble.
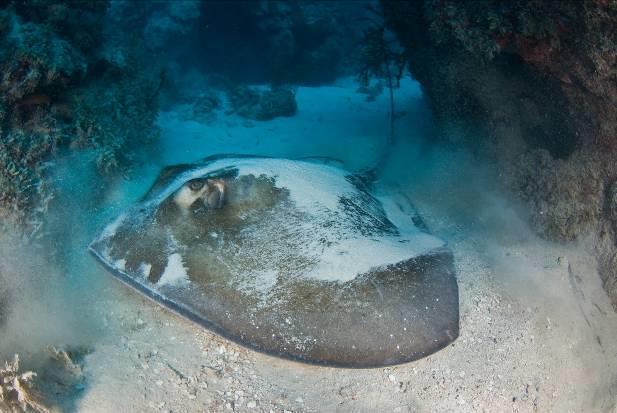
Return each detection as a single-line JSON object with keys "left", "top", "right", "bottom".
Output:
{"left": 0, "top": 355, "right": 48, "bottom": 413}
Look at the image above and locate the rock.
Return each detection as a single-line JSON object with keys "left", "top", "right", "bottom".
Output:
{"left": 192, "top": 92, "right": 221, "bottom": 124}
{"left": 228, "top": 86, "right": 297, "bottom": 121}
{"left": 381, "top": 0, "right": 617, "bottom": 308}
{"left": 606, "top": 181, "right": 617, "bottom": 226}
{"left": 357, "top": 81, "right": 384, "bottom": 102}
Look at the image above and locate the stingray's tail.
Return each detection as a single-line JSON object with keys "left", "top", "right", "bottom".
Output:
{"left": 298, "top": 130, "right": 394, "bottom": 186}
{"left": 357, "top": 128, "right": 395, "bottom": 185}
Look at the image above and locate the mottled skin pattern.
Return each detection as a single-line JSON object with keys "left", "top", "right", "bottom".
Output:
{"left": 90, "top": 158, "right": 459, "bottom": 367}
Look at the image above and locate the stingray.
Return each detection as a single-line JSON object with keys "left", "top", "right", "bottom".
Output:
{"left": 90, "top": 155, "right": 459, "bottom": 367}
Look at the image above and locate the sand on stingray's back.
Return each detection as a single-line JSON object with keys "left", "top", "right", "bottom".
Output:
{"left": 89, "top": 156, "right": 459, "bottom": 367}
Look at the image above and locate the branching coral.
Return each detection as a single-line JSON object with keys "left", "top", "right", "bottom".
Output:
{"left": 0, "top": 355, "right": 49, "bottom": 413}
{"left": 0, "top": 5, "right": 91, "bottom": 236}
{"left": 0, "top": 130, "right": 57, "bottom": 237}
{"left": 12, "top": 0, "right": 108, "bottom": 51}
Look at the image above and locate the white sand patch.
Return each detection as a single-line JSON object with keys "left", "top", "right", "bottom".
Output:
{"left": 145, "top": 158, "right": 356, "bottom": 213}
{"left": 113, "top": 259, "right": 126, "bottom": 271}
{"left": 305, "top": 233, "right": 444, "bottom": 281}
{"left": 138, "top": 263, "right": 152, "bottom": 279}
{"left": 243, "top": 269, "right": 279, "bottom": 294}
{"left": 157, "top": 253, "right": 189, "bottom": 287}
{"left": 99, "top": 212, "right": 126, "bottom": 240}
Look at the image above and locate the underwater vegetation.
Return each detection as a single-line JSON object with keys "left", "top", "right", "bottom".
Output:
{"left": 0, "top": 1, "right": 161, "bottom": 237}
{"left": 382, "top": 0, "right": 617, "bottom": 306}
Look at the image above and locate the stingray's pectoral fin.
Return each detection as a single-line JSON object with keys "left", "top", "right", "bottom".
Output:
{"left": 90, "top": 157, "right": 460, "bottom": 368}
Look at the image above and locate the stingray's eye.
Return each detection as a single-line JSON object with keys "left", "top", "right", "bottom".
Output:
{"left": 188, "top": 179, "right": 205, "bottom": 191}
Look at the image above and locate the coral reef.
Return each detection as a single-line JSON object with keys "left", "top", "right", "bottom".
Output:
{"left": 0, "top": 1, "right": 161, "bottom": 236}
{"left": 107, "top": 0, "right": 357, "bottom": 85}
{"left": 68, "top": 59, "right": 162, "bottom": 175}
{"left": 0, "top": 355, "right": 48, "bottom": 413}
{"left": 192, "top": 0, "right": 375, "bottom": 85}
{"left": 381, "top": 0, "right": 617, "bottom": 305}
{"left": 228, "top": 86, "right": 297, "bottom": 121}
{"left": 105, "top": 0, "right": 201, "bottom": 52}
{"left": 0, "top": 3, "right": 91, "bottom": 235}
{"left": 513, "top": 149, "right": 607, "bottom": 241}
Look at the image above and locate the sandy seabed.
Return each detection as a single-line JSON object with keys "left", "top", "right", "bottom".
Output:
{"left": 4, "top": 78, "right": 617, "bottom": 412}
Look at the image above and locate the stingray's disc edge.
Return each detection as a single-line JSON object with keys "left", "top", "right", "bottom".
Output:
{"left": 88, "top": 242, "right": 458, "bottom": 369}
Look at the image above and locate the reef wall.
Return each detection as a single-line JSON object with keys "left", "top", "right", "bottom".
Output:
{"left": 381, "top": 0, "right": 617, "bottom": 306}
{"left": 0, "top": 0, "right": 161, "bottom": 237}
